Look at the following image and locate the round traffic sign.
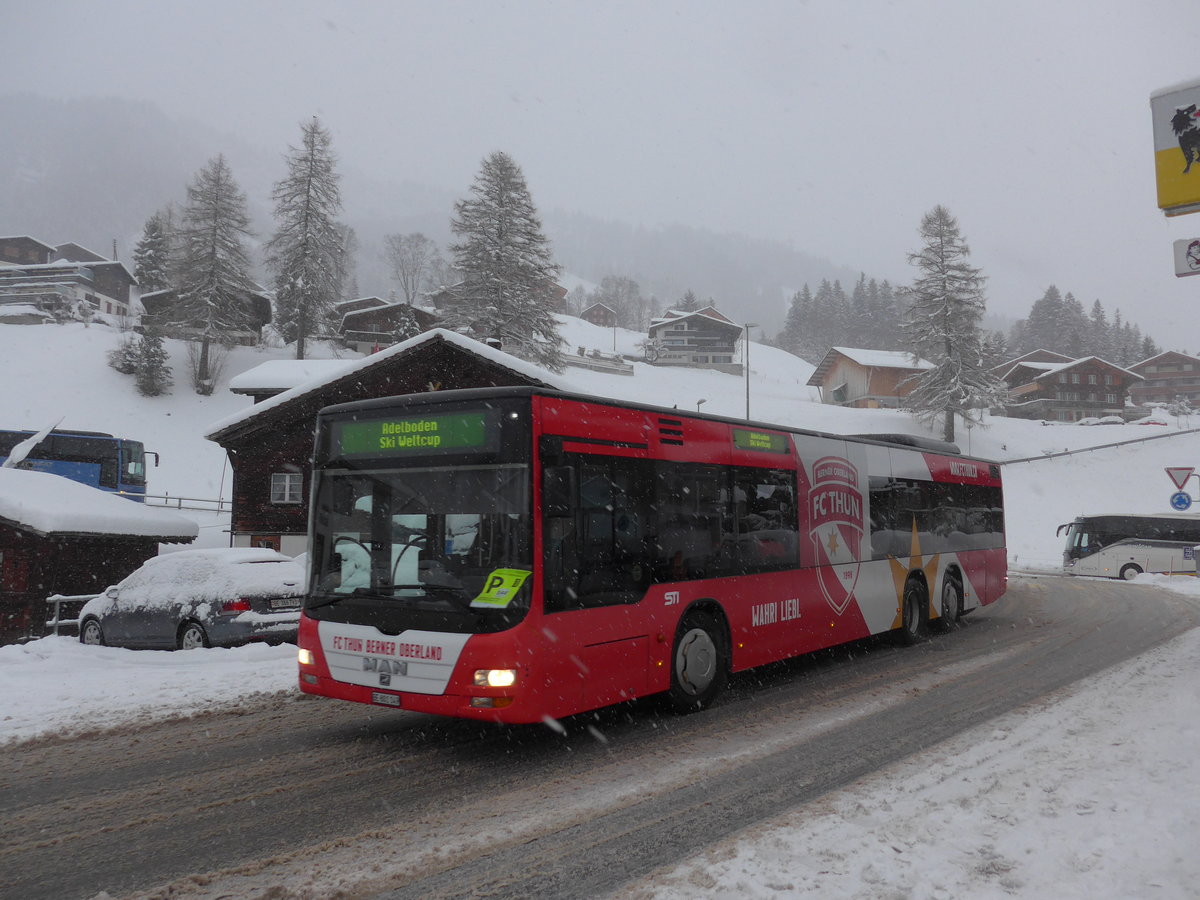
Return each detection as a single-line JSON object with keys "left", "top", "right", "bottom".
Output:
{"left": 1171, "top": 491, "right": 1193, "bottom": 511}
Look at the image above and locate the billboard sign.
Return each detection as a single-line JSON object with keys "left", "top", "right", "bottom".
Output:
{"left": 1174, "top": 238, "right": 1200, "bottom": 277}
{"left": 1151, "top": 79, "right": 1200, "bottom": 216}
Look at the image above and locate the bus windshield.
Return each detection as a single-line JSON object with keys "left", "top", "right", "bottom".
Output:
{"left": 310, "top": 463, "right": 532, "bottom": 622}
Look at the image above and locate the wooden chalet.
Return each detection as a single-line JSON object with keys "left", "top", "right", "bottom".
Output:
{"left": 1127, "top": 351, "right": 1200, "bottom": 407}
{"left": 0, "top": 468, "right": 197, "bottom": 644}
{"left": 1000, "top": 356, "right": 1141, "bottom": 421}
{"left": 646, "top": 306, "right": 744, "bottom": 373}
{"left": 806, "top": 347, "right": 935, "bottom": 408}
{"left": 205, "top": 329, "right": 568, "bottom": 556}
{"left": 338, "top": 299, "right": 438, "bottom": 353}
{"left": 581, "top": 302, "right": 618, "bottom": 328}
{"left": 140, "top": 286, "right": 273, "bottom": 345}
{"left": 0, "top": 236, "right": 138, "bottom": 319}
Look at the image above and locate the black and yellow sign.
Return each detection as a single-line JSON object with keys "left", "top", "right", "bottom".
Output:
{"left": 1151, "top": 79, "right": 1200, "bottom": 217}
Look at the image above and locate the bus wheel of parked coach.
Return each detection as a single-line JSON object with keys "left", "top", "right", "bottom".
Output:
{"left": 295, "top": 387, "right": 1007, "bottom": 724}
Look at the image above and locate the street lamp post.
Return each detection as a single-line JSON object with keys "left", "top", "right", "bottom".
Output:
{"left": 696, "top": 398, "right": 707, "bottom": 412}
{"left": 743, "top": 322, "right": 758, "bottom": 421}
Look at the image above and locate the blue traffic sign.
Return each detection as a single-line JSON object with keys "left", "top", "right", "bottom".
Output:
{"left": 1171, "top": 491, "right": 1193, "bottom": 511}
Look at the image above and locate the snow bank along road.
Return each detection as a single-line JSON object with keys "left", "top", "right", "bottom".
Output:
{"left": 3, "top": 576, "right": 1196, "bottom": 900}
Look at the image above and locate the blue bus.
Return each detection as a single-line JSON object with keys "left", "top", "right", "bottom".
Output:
{"left": 0, "top": 429, "right": 154, "bottom": 500}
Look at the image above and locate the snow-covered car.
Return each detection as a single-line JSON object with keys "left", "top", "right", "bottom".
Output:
{"left": 1076, "top": 417, "right": 1101, "bottom": 426}
{"left": 78, "top": 548, "right": 305, "bottom": 650}
{"left": 1098, "top": 415, "right": 1125, "bottom": 425}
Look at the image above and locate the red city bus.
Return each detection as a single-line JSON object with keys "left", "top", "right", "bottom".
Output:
{"left": 297, "top": 387, "right": 1006, "bottom": 723}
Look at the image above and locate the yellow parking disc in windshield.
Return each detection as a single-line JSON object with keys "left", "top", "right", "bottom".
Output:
{"left": 470, "top": 569, "right": 532, "bottom": 609}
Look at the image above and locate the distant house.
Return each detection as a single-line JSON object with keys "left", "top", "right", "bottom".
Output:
{"left": 0, "top": 468, "right": 197, "bottom": 644}
{"left": 806, "top": 347, "right": 934, "bottom": 408}
{"left": 336, "top": 298, "right": 438, "bottom": 353}
{"left": 990, "top": 349, "right": 1073, "bottom": 375}
{"left": 205, "top": 329, "right": 566, "bottom": 556}
{"left": 140, "top": 286, "right": 273, "bottom": 345}
{"left": 999, "top": 356, "right": 1141, "bottom": 421}
{"left": 0, "top": 236, "right": 138, "bottom": 320}
{"left": 646, "top": 306, "right": 744, "bottom": 373}
{"left": 1127, "top": 351, "right": 1200, "bottom": 407}
{"left": 428, "top": 280, "right": 568, "bottom": 316}
{"left": 228, "top": 359, "right": 357, "bottom": 404}
{"left": 580, "top": 302, "right": 618, "bottom": 328}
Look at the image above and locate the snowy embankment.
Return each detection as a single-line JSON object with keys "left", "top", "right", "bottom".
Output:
{"left": 625, "top": 577, "right": 1200, "bottom": 900}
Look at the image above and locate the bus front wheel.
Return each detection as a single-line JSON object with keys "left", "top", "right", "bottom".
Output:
{"left": 667, "top": 610, "right": 726, "bottom": 713}
{"left": 1119, "top": 564, "right": 1143, "bottom": 581}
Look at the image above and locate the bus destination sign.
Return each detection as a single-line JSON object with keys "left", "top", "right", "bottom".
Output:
{"left": 336, "top": 412, "right": 491, "bottom": 456}
{"left": 732, "top": 428, "right": 789, "bottom": 453}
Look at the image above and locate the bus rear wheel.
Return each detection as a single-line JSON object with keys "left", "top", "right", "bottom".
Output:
{"left": 1119, "top": 564, "right": 1143, "bottom": 581}
{"left": 933, "top": 575, "right": 962, "bottom": 633}
{"left": 897, "top": 579, "right": 929, "bottom": 645}
{"left": 667, "top": 610, "right": 726, "bottom": 713}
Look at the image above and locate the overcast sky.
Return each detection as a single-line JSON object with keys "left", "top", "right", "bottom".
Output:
{"left": 7, "top": 0, "right": 1200, "bottom": 347}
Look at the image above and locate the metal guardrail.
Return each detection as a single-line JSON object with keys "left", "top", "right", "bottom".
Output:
{"left": 45, "top": 593, "right": 97, "bottom": 635}
{"left": 1005, "top": 426, "right": 1200, "bottom": 464}
{"left": 141, "top": 493, "right": 231, "bottom": 512}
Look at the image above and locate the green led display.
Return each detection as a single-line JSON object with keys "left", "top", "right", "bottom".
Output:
{"left": 732, "top": 428, "right": 789, "bottom": 453}
{"left": 335, "top": 412, "right": 490, "bottom": 456}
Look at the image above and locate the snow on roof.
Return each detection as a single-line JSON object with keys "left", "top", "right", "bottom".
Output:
{"left": 228, "top": 359, "right": 357, "bottom": 394}
{"left": 1036, "top": 356, "right": 1143, "bottom": 381}
{"left": 0, "top": 468, "right": 198, "bottom": 541}
{"left": 831, "top": 347, "right": 935, "bottom": 370}
{"left": 205, "top": 328, "right": 577, "bottom": 441}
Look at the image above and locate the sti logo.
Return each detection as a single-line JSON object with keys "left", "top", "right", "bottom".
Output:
{"left": 808, "top": 456, "right": 864, "bottom": 615}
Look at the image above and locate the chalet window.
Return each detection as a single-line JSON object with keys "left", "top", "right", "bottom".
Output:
{"left": 271, "top": 472, "right": 304, "bottom": 504}
{"left": 1058, "top": 374, "right": 1067, "bottom": 383}
{"left": 1087, "top": 374, "right": 1097, "bottom": 384}
{"left": 1070, "top": 373, "right": 1080, "bottom": 384}
{"left": 1104, "top": 374, "right": 1114, "bottom": 385}
{"left": 1106, "top": 393, "right": 1117, "bottom": 403}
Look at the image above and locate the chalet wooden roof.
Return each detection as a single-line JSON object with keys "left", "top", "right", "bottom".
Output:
{"left": 205, "top": 329, "right": 570, "bottom": 446}
{"left": 1005, "top": 356, "right": 1143, "bottom": 385}
{"left": 806, "top": 346, "right": 934, "bottom": 387}
{"left": 1128, "top": 350, "right": 1200, "bottom": 372}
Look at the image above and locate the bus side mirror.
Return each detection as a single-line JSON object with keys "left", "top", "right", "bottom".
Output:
{"left": 543, "top": 466, "right": 576, "bottom": 517}
{"left": 1056, "top": 523, "right": 1069, "bottom": 537}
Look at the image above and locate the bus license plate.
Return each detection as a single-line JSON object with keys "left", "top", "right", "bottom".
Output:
{"left": 372, "top": 692, "right": 401, "bottom": 707}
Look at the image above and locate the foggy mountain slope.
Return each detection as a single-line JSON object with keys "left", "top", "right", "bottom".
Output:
{"left": 2, "top": 93, "right": 864, "bottom": 333}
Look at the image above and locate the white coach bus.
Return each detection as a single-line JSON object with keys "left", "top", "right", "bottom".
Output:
{"left": 1058, "top": 513, "right": 1200, "bottom": 579}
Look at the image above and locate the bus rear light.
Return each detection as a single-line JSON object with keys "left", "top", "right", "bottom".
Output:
{"left": 474, "top": 668, "right": 517, "bottom": 688}
{"left": 471, "top": 696, "right": 515, "bottom": 709}
{"left": 297, "top": 648, "right": 315, "bottom": 666}
{"left": 301, "top": 673, "right": 318, "bottom": 685}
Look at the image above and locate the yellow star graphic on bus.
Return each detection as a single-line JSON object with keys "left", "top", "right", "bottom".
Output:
{"left": 826, "top": 531, "right": 840, "bottom": 555}
{"left": 888, "top": 518, "right": 940, "bottom": 630}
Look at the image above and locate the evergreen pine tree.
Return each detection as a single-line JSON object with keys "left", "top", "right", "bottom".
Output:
{"left": 174, "top": 154, "right": 257, "bottom": 392}
{"left": 132, "top": 214, "right": 172, "bottom": 293}
{"left": 901, "top": 205, "right": 1006, "bottom": 442}
{"left": 446, "top": 151, "right": 563, "bottom": 371}
{"left": 134, "top": 321, "right": 173, "bottom": 396}
{"left": 678, "top": 289, "right": 700, "bottom": 311}
{"left": 265, "top": 118, "right": 344, "bottom": 359}
{"left": 779, "top": 284, "right": 811, "bottom": 358}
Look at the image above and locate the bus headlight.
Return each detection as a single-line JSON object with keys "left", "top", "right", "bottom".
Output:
{"left": 474, "top": 668, "right": 517, "bottom": 688}
{"left": 298, "top": 648, "right": 315, "bottom": 666}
